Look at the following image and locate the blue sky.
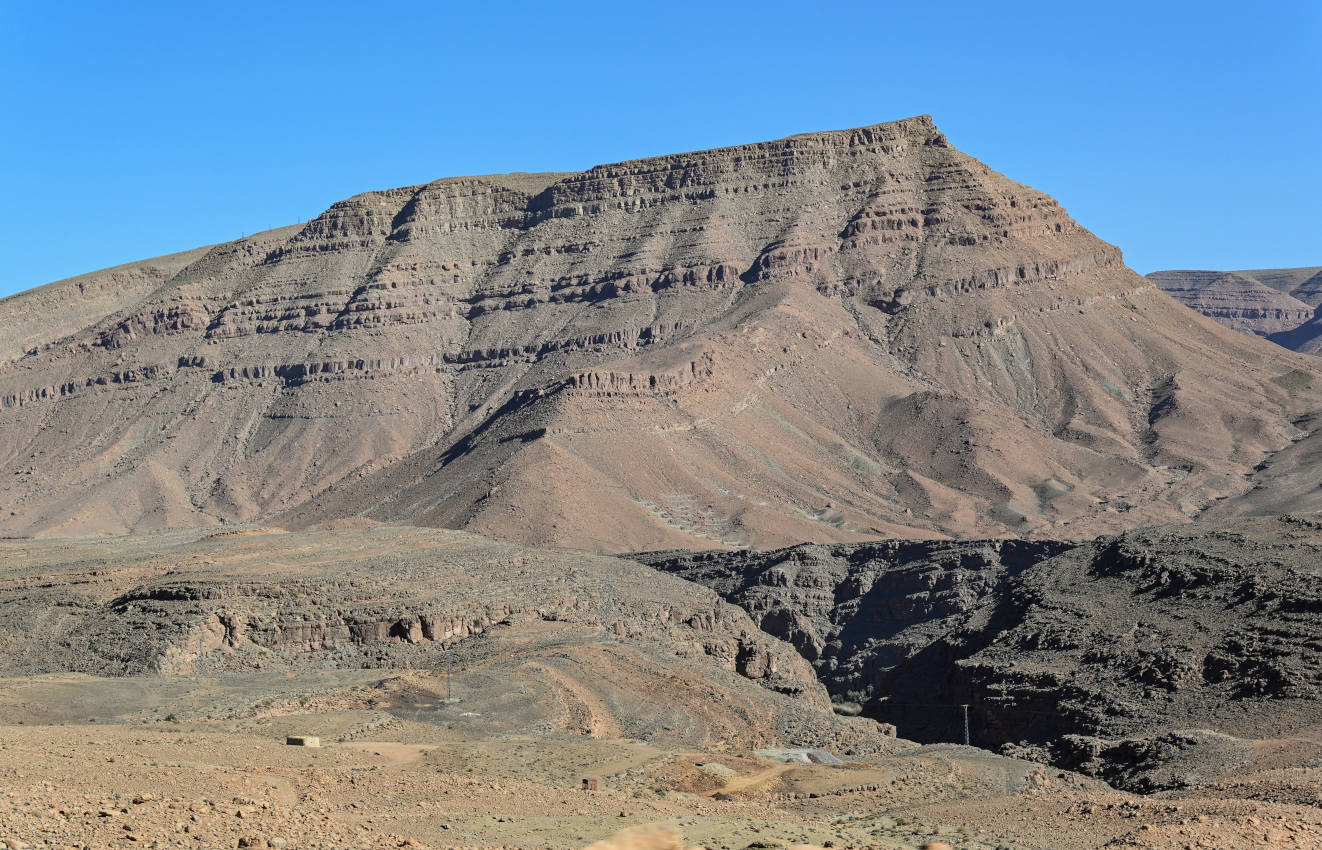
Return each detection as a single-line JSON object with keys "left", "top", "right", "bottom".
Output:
{"left": 1, "top": 1, "right": 1318, "bottom": 297}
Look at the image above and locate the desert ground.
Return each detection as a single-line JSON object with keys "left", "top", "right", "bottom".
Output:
{"left": 3, "top": 666, "right": 1322, "bottom": 850}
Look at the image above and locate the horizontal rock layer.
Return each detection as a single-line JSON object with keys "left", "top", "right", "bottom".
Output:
{"left": 0, "top": 526, "right": 821, "bottom": 702}
{"left": 1149, "top": 266, "right": 1322, "bottom": 348}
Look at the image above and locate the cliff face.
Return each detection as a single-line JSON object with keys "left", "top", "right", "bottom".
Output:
{"left": 639, "top": 517, "right": 1322, "bottom": 788}
{"left": 632, "top": 538, "right": 1074, "bottom": 702}
{"left": 0, "top": 526, "right": 818, "bottom": 698}
{"left": 870, "top": 517, "right": 1322, "bottom": 753}
{"left": 3, "top": 117, "right": 1320, "bottom": 549}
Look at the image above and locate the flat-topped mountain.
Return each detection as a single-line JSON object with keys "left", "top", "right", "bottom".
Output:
{"left": 1149, "top": 266, "right": 1322, "bottom": 350}
{"left": 3, "top": 117, "right": 1320, "bottom": 549}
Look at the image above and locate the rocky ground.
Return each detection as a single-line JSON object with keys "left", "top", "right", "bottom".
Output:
{"left": 1, "top": 524, "right": 1321, "bottom": 848}
{"left": 3, "top": 670, "right": 1321, "bottom": 850}
{"left": 636, "top": 517, "right": 1322, "bottom": 796}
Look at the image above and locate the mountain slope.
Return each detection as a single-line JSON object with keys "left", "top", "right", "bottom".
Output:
{"left": 2, "top": 116, "right": 1320, "bottom": 549}
{"left": 1146, "top": 270, "right": 1314, "bottom": 336}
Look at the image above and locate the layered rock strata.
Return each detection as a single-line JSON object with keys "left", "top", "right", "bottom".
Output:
{"left": 3, "top": 119, "right": 1321, "bottom": 548}
{"left": 1149, "top": 266, "right": 1322, "bottom": 350}
{"left": 0, "top": 526, "right": 813, "bottom": 696}
{"left": 639, "top": 517, "right": 1322, "bottom": 786}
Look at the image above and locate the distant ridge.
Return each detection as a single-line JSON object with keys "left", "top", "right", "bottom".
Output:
{"left": 1149, "top": 266, "right": 1322, "bottom": 350}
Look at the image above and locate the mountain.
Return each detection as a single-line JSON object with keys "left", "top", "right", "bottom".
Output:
{"left": 3, "top": 116, "right": 1321, "bottom": 550}
{"left": 1145, "top": 270, "right": 1314, "bottom": 336}
{"left": 1148, "top": 266, "right": 1322, "bottom": 350}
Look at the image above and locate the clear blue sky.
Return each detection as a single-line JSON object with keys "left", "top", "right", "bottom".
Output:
{"left": 2, "top": 1, "right": 1318, "bottom": 297}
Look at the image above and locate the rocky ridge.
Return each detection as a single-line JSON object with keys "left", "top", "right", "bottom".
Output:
{"left": 2, "top": 118, "right": 1321, "bottom": 549}
{"left": 632, "top": 538, "right": 1073, "bottom": 703}
{"left": 635, "top": 516, "right": 1322, "bottom": 790}
{"left": 1149, "top": 266, "right": 1322, "bottom": 350}
{"left": 0, "top": 525, "right": 916, "bottom": 756}
{"left": 0, "top": 526, "right": 805, "bottom": 689}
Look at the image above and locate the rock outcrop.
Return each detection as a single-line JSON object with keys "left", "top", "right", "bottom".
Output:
{"left": 0, "top": 525, "right": 913, "bottom": 753}
{"left": 632, "top": 538, "right": 1073, "bottom": 702}
{"left": 898, "top": 516, "right": 1322, "bottom": 750}
{"left": 0, "top": 526, "right": 813, "bottom": 695}
{"left": 3, "top": 119, "right": 1321, "bottom": 549}
{"left": 639, "top": 517, "right": 1322, "bottom": 787}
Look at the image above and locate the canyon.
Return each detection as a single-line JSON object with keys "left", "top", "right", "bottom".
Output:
{"left": 637, "top": 516, "right": 1322, "bottom": 793}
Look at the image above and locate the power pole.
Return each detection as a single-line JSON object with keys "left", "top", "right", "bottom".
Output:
{"left": 601, "top": 581, "right": 616, "bottom": 643}
{"left": 960, "top": 704, "right": 971, "bottom": 746}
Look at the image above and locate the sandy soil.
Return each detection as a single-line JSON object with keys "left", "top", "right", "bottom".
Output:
{"left": 2, "top": 672, "right": 1320, "bottom": 850}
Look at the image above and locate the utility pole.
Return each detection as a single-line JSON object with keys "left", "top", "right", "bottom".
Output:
{"left": 601, "top": 581, "right": 616, "bottom": 643}
{"left": 445, "top": 648, "right": 453, "bottom": 702}
{"left": 960, "top": 704, "right": 971, "bottom": 746}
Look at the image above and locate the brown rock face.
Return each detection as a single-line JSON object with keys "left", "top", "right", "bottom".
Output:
{"left": 632, "top": 538, "right": 1074, "bottom": 702}
{"left": 645, "top": 517, "right": 1322, "bottom": 791}
{"left": 870, "top": 517, "right": 1322, "bottom": 771}
{"left": 2, "top": 117, "right": 1320, "bottom": 548}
